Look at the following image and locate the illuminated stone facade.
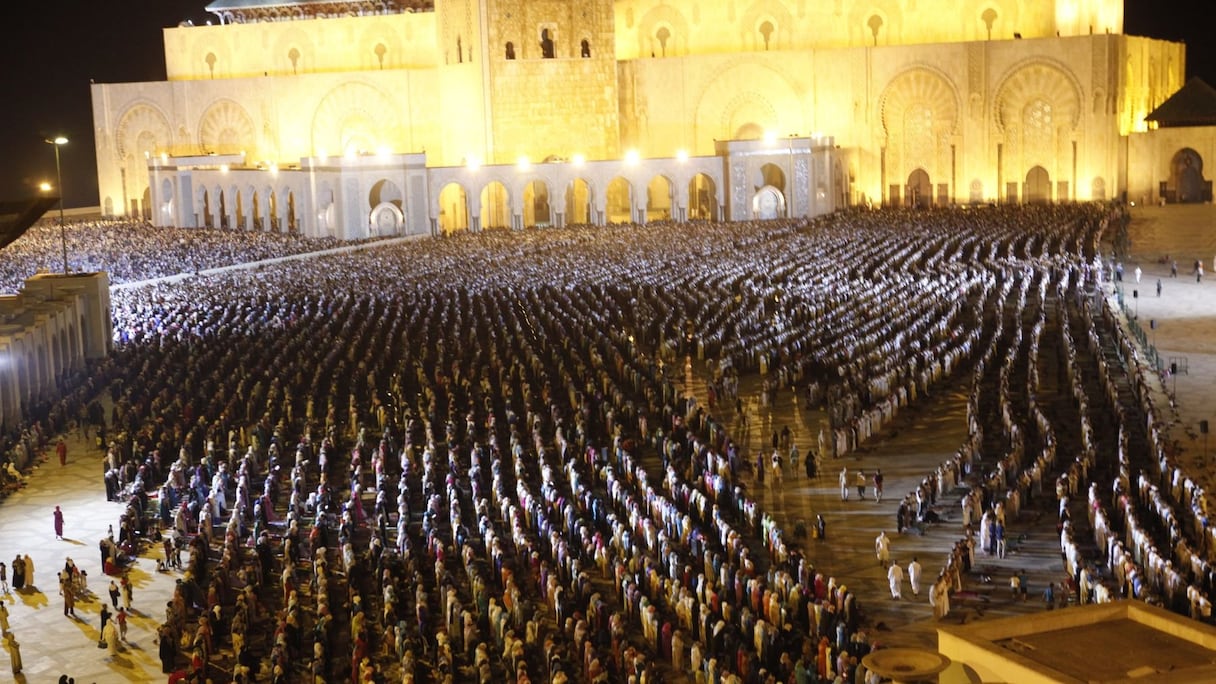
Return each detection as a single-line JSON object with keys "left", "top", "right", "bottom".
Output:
{"left": 90, "top": 0, "right": 1190, "bottom": 237}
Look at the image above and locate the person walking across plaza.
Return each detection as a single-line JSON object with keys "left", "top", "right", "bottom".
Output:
{"left": 856, "top": 469, "right": 867, "bottom": 500}
{"left": 839, "top": 467, "right": 849, "bottom": 501}
{"left": 108, "top": 580, "right": 120, "bottom": 610}
{"left": 63, "top": 576, "right": 77, "bottom": 618}
{"left": 887, "top": 560, "right": 905, "bottom": 599}
{"left": 908, "top": 557, "right": 923, "bottom": 596}
{"left": 875, "top": 530, "right": 891, "bottom": 568}
{"left": 121, "top": 575, "right": 133, "bottom": 611}
{"left": 54, "top": 505, "right": 65, "bottom": 540}
{"left": 0, "top": 600, "right": 9, "bottom": 634}
{"left": 57, "top": 439, "right": 67, "bottom": 467}
{"left": 0, "top": 561, "right": 7, "bottom": 593}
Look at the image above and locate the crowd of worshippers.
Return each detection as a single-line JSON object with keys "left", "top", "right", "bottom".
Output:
{"left": 909, "top": 230, "right": 1216, "bottom": 624}
{"left": 0, "top": 217, "right": 366, "bottom": 293}
{"left": 10, "top": 202, "right": 1191, "bottom": 683}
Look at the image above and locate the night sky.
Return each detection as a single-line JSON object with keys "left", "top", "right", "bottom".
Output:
{"left": 0, "top": 1, "right": 1211, "bottom": 209}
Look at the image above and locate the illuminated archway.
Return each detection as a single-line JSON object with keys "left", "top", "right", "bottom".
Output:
{"left": 369, "top": 179, "right": 404, "bottom": 211}
{"left": 646, "top": 175, "right": 673, "bottom": 222}
{"left": 523, "top": 180, "right": 551, "bottom": 227}
{"left": 160, "top": 178, "right": 174, "bottom": 224}
{"left": 438, "top": 183, "right": 470, "bottom": 234}
{"left": 198, "top": 187, "right": 213, "bottom": 228}
{"left": 1025, "top": 166, "right": 1051, "bottom": 204}
{"left": 251, "top": 191, "right": 262, "bottom": 230}
{"left": 565, "top": 179, "right": 592, "bottom": 225}
{"left": 235, "top": 188, "right": 247, "bottom": 229}
{"left": 480, "top": 181, "right": 511, "bottom": 229}
{"left": 752, "top": 185, "right": 785, "bottom": 219}
{"left": 758, "top": 163, "right": 786, "bottom": 196}
{"left": 606, "top": 177, "right": 633, "bottom": 224}
{"left": 369, "top": 202, "right": 403, "bottom": 236}
{"left": 1091, "top": 177, "right": 1106, "bottom": 201}
{"left": 218, "top": 189, "right": 229, "bottom": 229}
{"left": 266, "top": 188, "right": 279, "bottom": 231}
{"left": 316, "top": 185, "right": 335, "bottom": 234}
{"left": 906, "top": 169, "right": 931, "bottom": 208}
{"left": 688, "top": 174, "right": 718, "bottom": 220}
{"left": 286, "top": 192, "right": 298, "bottom": 234}
{"left": 1170, "top": 148, "right": 1206, "bottom": 203}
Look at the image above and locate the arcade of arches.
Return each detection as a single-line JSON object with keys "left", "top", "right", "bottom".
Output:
{"left": 437, "top": 173, "right": 721, "bottom": 234}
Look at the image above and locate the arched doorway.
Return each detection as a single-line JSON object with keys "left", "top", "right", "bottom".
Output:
{"left": 267, "top": 189, "right": 279, "bottom": 231}
{"left": 523, "top": 180, "right": 551, "bottom": 227}
{"left": 752, "top": 185, "right": 785, "bottom": 219}
{"left": 1091, "top": 177, "right": 1106, "bottom": 201}
{"left": 646, "top": 176, "right": 673, "bottom": 222}
{"left": 607, "top": 177, "right": 633, "bottom": 224}
{"left": 370, "top": 179, "right": 404, "bottom": 213}
{"left": 251, "top": 191, "right": 262, "bottom": 230}
{"left": 160, "top": 178, "right": 174, "bottom": 225}
{"left": 906, "top": 169, "right": 931, "bottom": 208}
{"left": 218, "top": 189, "right": 229, "bottom": 229}
{"left": 758, "top": 164, "right": 786, "bottom": 196}
{"left": 142, "top": 187, "right": 152, "bottom": 220}
{"left": 286, "top": 192, "right": 298, "bottom": 234}
{"left": 565, "top": 179, "right": 592, "bottom": 225}
{"left": 199, "top": 188, "right": 212, "bottom": 228}
{"left": 439, "top": 183, "right": 469, "bottom": 234}
{"left": 369, "top": 202, "right": 403, "bottom": 236}
{"left": 688, "top": 174, "right": 718, "bottom": 220}
{"left": 1025, "top": 166, "right": 1051, "bottom": 204}
{"left": 1171, "top": 148, "right": 1207, "bottom": 203}
{"left": 317, "top": 186, "right": 335, "bottom": 235}
{"left": 480, "top": 181, "right": 510, "bottom": 229}
{"left": 235, "top": 189, "right": 247, "bottom": 230}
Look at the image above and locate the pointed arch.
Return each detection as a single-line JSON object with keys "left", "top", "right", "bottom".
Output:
{"left": 694, "top": 62, "right": 802, "bottom": 151}
{"left": 198, "top": 99, "right": 257, "bottom": 157}
{"left": 1170, "top": 148, "right": 1207, "bottom": 203}
{"left": 439, "top": 182, "right": 470, "bottom": 234}
{"left": 606, "top": 177, "right": 634, "bottom": 224}
{"left": 645, "top": 175, "right": 674, "bottom": 222}
{"left": 523, "top": 180, "right": 551, "bottom": 227}
{"left": 1025, "top": 166, "right": 1051, "bottom": 203}
{"left": 688, "top": 174, "right": 718, "bottom": 221}
{"left": 311, "top": 82, "right": 400, "bottom": 158}
{"left": 994, "top": 60, "right": 1082, "bottom": 134}
{"left": 565, "top": 178, "right": 593, "bottom": 225}
{"left": 752, "top": 185, "right": 785, "bottom": 219}
{"left": 480, "top": 181, "right": 511, "bottom": 229}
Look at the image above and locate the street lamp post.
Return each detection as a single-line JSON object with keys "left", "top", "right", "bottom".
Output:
{"left": 45, "top": 136, "right": 69, "bottom": 273}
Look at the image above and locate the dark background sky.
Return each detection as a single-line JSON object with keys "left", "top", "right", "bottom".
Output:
{"left": 0, "top": 1, "right": 1211, "bottom": 209}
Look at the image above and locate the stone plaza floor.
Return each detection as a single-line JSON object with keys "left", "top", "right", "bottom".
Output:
{"left": 1, "top": 204, "right": 1215, "bottom": 682}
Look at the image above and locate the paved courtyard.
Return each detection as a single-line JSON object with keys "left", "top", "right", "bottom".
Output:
{"left": 0, "top": 204, "right": 1214, "bottom": 682}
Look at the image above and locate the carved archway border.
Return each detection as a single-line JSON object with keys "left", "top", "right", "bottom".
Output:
{"left": 992, "top": 57, "right": 1084, "bottom": 135}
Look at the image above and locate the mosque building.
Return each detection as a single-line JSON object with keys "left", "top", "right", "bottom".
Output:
{"left": 89, "top": 0, "right": 1197, "bottom": 239}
